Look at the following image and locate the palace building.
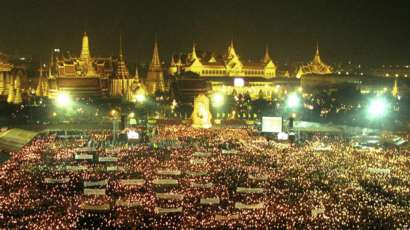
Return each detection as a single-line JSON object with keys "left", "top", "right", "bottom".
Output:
{"left": 296, "top": 45, "right": 333, "bottom": 78}
{"left": 169, "top": 41, "right": 277, "bottom": 78}
{"left": 0, "top": 53, "right": 25, "bottom": 104}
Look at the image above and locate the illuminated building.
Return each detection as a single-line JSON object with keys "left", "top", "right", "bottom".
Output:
{"left": 110, "top": 36, "right": 145, "bottom": 102}
{"left": 296, "top": 44, "right": 333, "bottom": 78}
{"left": 145, "top": 41, "right": 166, "bottom": 94}
{"left": 0, "top": 53, "right": 24, "bottom": 104}
{"left": 46, "top": 32, "right": 111, "bottom": 98}
{"left": 169, "top": 41, "right": 277, "bottom": 78}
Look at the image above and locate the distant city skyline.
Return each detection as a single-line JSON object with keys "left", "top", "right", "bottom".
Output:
{"left": 0, "top": 0, "right": 409, "bottom": 65}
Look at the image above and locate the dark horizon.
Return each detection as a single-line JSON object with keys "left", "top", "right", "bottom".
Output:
{"left": 0, "top": 0, "right": 409, "bottom": 66}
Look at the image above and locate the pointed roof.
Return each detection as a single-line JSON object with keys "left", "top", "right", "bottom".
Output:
{"left": 149, "top": 40, "right": 161, "bottom": 70}
{"left": 116, "top": 34, "right": 129, "bottom": 79}
{"left": 80, "top": 32, "right": 91, "bottom": 60}
{"left": 392, "top": 78, "right": 399, "bottom": 97}
{"left": 227, "top": 40, "right": 238, "bottom": 59}
{"left": 312, "top": 43, "right": 322, "bottom": 64}
{"left": 170, "top": 55, "right": 176, "bottom": 66}
{"left": 263, "top": 45, "right": 271, "bottom": 63}
{"left": 191, "top": 42, "right": 199, "bottom": 60}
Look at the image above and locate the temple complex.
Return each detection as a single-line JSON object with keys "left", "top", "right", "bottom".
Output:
{"left": 46, "top": 32, "right": 111, "bottom": 99}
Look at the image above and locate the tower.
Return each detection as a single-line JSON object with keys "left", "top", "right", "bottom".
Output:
{"left": 13, "top": 75, "right": 22, "bottom": 104}
{"left": 80, "top": 32, "right": 97, "bottom": 77}
{"left": 116, "top": 35, "right": 130, "bottom": 79}
{"left": 392, "top": 78, "right": 399, "bottom": 97}
{"left": 6, "top": 75, "right": 15, "bottom": 103}
{"left": 145, "top": 40, "right": 165, "bottom": 94}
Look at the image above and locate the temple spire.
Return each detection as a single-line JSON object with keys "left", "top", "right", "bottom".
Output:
{"left": 227, "top": 40, "right": 238, "bottom": 59}
{"left": 116, "top": 34, "right": 129, "bottom": 79}
{"left": 263, "top": 45, "right": 271, "bottom": 63}
{"left": 191, "top": 42, "right": 198, "bottom": 60}
{"left": 313, "top": 42, "right": 322, "bottom": 64}
{"left": 80, "top": 32, "right": 91, "bottom": 61}
{"left": 392, "top": 78, "right": 399, "bottom": 97}
{"left": 149, "top": 40, "right": 161, "bottom": 70}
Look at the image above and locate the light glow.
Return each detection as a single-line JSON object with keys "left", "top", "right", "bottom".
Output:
{"left": 55, "top": 92, "right": 71, "bottom": 107}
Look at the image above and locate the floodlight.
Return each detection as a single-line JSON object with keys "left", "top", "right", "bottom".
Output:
{"left": 135, "top": 94, "right": 145, "bottom": 103}
{"left": 212, "top": 93, "right": 224, "bottom": 107}
{"left": 55, "top": 92, "right": 71, "bottom": 107}
{"left": 367, "top": 97, "right": 389, "bottom": 119}
{"left": 287, "top": 93, "right": 300, "bottom": 109}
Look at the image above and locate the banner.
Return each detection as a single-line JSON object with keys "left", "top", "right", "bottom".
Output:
{"left": 75, "top": 154, "right": 94, "bottom": 160}
{"left": 193, "top": 152, "right": 212, "bottom": 158}
{"left": 156, "top": 169, "right": 181, "bottom": 176}
{"left": 98, "top": 156, "right": 118, "bottom": 162}
{"left": 84, "top": 188, "right": 106, "bottom": 196}
{"left": 76, "top": 147, "right": 96, "bottom": 152}
{"left": 153, "top": 179, "right": 178, "bottom": 185}
{"left": 215, "top": 214, "right": 239, "bottom": 221}
{"left": 79, "top": 203, "right": 110, "bottom": 211}
{"left": 222, "top": 149, "right": 239, "bottom": 155}
{"left": 116, "top": 199, "right": 142, "bottom": 207}
{"left": 84, "top": 179, "right": 108, "bottom": 187}
{"left": 191, "top": 182, "right": 213, "bottom": 188}
{"left": 200, "top": 197, "right": 220, "bottom": 205}
{"left": 190, "top": 159, "right": 207, "bottom": 165}
{"left": 236, "top": 187, "right": 264, "bottom": 194}
{"left": 44, "top": 178, "right": 70, "bottom": 184}
{"left": 311, "top": 208, "right": 325, "bottom": 218}
{"left": 186, "top": 171, "right": 208, "bottom": 177}
{"left": 368, "top": 168, "right": 390, "bottom": 175}
{"left": 65, "top": 165, "right": 88, "bottom": 171}
{"left": 235, "top": 202, "right": 264, "bottom": 209}
{"left": 107, "top": 166, "right": 124, "bottom": 171}
{"left": 119, "top": 179, "right": 145, "bottom": 186}
{"left": 154, "top": 207, "right": 183, "bottom": 214}
{"left": 156, "top": 193, "right": 184, "bottom": 200}
{"left": 248, "top": 175, "right": 269, "bottom": 181}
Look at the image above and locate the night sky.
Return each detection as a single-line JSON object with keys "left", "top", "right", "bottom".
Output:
{"left": 0, "top": 0, "right": 409, "bottom": 66}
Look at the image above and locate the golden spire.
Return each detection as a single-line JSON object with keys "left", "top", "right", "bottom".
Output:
{"left": 313, "top": 42, "right": 322, "bottom": 64}
{"left": 227, "top": 40, "right": 238, "bottom": 59}
{"left": 170, "top": 55, "right": 176, "bottom": 66}
{"left": 191, "top": 42, "right": 198, "bottom": 60}
{"left": 392, "top": 78, "right": 399, "bottom": 97}
{"left": 80, "top": 32, "right": 91, "bottom": 61}
{"left": 263, "top": 45, "right": 271, "bottom": 63}
{"left": 116, "top": 34, "right": 129, "bottom": 79}
{"left": 149, "top": 40, "right": 161, "bottom": 70}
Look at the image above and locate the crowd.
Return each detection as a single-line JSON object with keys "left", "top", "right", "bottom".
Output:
{"left": 0, "top": 125, "right": 409, "bottom": 229}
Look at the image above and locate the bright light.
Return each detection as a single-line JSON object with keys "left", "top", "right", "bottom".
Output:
{"left": 55, "top": 92, "right": 71, "bottom": 107}
{"left": 135, "top": 94, "right": 145, "bottom": 103}
{"left": 128, "top": 112, "right": 135, "bottom": 118}
{"left": 234, "top": 78, "right": 245, "bottom": 87}
{"left": 286, "top": 93, "right": 300, "bottom": 109}
{"left": 367, "top": 97, "right": 389, "bottom": 119}
{"left": 111, "top": 109, "right": 118, "bottom": 117}
{"left": 212, "top": 93, "right": 224, "bottom": 107}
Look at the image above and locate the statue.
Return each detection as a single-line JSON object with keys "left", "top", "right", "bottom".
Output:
{"left": 191, "top": 94, "right": 212, "bottom": 128}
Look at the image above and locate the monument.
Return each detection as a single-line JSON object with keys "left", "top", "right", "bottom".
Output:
{"left": 191, "top": 94, "right": 212, "bottom": 128}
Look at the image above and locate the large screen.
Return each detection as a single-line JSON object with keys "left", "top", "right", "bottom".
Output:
{"left": 262, "top": 117, "right": 282, "bottom": 133}
{"left": 127, "top": 130, "right": 140, "bottom": 140}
